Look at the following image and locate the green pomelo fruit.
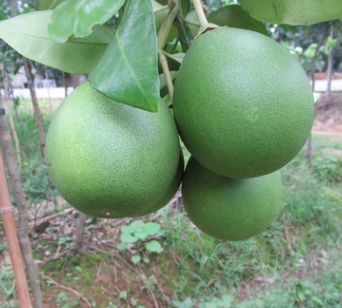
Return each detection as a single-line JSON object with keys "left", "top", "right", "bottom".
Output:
{"left": 208, "top": 5, "right": 268, "bottom": 35}
{"left": 139, "top": 151, "right": 184, "bottom": 216}
{"left": 46, "top": 82, "right": 181, "bottom": 218}
{"left": 173, "top": 27, "right": 314, "bottom": 178}
{"left": 182, "top": 157, "right": 282, "bottom": 241}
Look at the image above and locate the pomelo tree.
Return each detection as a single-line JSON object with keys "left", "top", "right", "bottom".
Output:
{"left": 0, "top": 0, "right": 342, "bottom": 305}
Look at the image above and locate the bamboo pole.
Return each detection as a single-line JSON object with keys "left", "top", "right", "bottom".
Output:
{"left": 0, "top": 147, "right": 32, "bottom": 308}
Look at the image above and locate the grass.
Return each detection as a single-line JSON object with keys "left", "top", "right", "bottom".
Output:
{"left": 1, "top": 97, "right": 342, "bottom": 307}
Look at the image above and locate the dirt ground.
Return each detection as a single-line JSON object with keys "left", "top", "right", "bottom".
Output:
{"left": 313, "top": 92, "right": 342, "bottom": 136}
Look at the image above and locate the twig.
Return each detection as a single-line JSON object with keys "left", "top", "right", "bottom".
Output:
{"left": 101, "top": 285, "right": 117, "bottom": 297}
{"left": 150, "top": 289, "right": 159, "bottom": 308}
{"left": 95, "top": 261, "right": 103, "bottom": 280}
{"left": 29, "top": 208, "right": 73, "bottom": 228}
{"left": 40, "top": 273, "right": 91, "bottom": 307}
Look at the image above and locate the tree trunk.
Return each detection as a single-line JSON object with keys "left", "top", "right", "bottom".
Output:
{"left": 327, "top": 27, "right": 334, "bottom": 95}
{"left": 45, "top": 69, "right": 53, "bottom": 112}
{"left": 0, "top": 127, "right": 32, "bottom": 308}
{"left": 62, "top": 71, "right": 68, "bottom": 98}
{"left": 1, "top": 64, "right": 21, "bottom": 164}
{"left": 22, "top": 58, "right": 46, "bottom": 158}
{"left": 307, "top": 22, "right": 330, "bottom": 165}
{"left": 0, "top": 97, "right": 44, "bottom": 308}
{"left": 75, "top": 212, "right": 87, "bottom": 253}
{"left": 310, "top": 22, "right": 330, "bottom": 92}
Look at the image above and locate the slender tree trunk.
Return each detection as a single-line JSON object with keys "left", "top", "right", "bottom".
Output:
{"left": 9, "top": 83, "right": 20, "bottom": 121}
{"left": 327, "top": 27, "right": 334, "bottom": 95}
{"left": 45, "top": 69, "right": 53, "bottom": 112}
{"left": 75, "top": 212, "right": 87, "bottom": 252}
{"left": 0, "top": 98, "right": 44, "bottom": 308}
{"left": 310, "top": 22, "right": 330, "bottom": 92}
{"left": 62, "top": 71, "right": 68, "bottom": 98}
{"left": 307, "top": 23, "right": 331, "bottom": 165}
{"left": 0, "top": 132, "right": 32, "bottom": 308}
{"left": 1, "top": 65, "right": 21, "bottom": 164}
{"left": 22, "top": 58, "right": 46, "bottom": 158}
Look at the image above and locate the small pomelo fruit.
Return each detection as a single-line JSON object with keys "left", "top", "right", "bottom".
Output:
{"left": 173, "top": 27, "right": 314, "bottom": 178}
{"left": 46, "top": 82, "right": 181, "bottom": 218}
{"left": 182, "top": 157, "right": 282, "bottom": 241}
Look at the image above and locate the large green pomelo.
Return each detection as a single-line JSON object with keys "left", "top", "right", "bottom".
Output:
{"left": 139, "top": 151, "right": 184, "bottom": 216}
{"left": 46, "top": 82, "right": 181, "bottom": 218}
{"left": 173, "top": 27, "right": 314, "bottom": 178}
{"left": 182, "top": 157, "right": 282, "bottom": 241}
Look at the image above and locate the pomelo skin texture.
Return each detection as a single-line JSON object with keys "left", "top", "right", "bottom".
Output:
{"left": 45, "top": 82, "right": 181, "bottom": 218}
{"left": 182, "top": 157, "right": 282, "bottom": 241}
{"left": 139, "top": 152, "right": 184, "bottom": 216}
{"left": 173, "top": 27, "right": 314, "bottom": 178}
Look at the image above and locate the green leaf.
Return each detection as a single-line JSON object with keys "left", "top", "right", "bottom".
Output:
{"left": 185, "top": 10, "right": 200, "bottom": 37}
{"left": 208, "top": 5, "right": 268, "bottom": 35}
{"left": 0, "top": 10, "right": 7, "bottom": 20}
{"left": 146, "top": 240, "right": 162, "bottom": 252}
{"left": 89, "top": 0, "right": 160, "bottom": 112}
{"left": 311, "top": 296, "right": 324, "bottom": 305}
{"left": 135, "top": 230, "right": 148, "bottom": 240}
{"left": 120, "top": 225, "right": 135, "bottom": 234}
{"left": 38, "top": 0, "right": 65, "bottom": 10}
{"left": 48, "top": 0, "right": 125, "bottom": 43}
{"left": 159, "top": 71, "right": 178, "bottom": 91}
{"left": 238, "top": 0, "right": 342, "bottom": 25}
{"left": 117, "top": 242, "right": 127, "bottom": 250}
{"left": 163, "top": 52, "right": 185, "bottom": 64}
{"left": 131, "top": 255, "right": 141, "bottom": 264}
{"left": 144, "top": 222, "right": 161, "bottom": 236}
{"left": 120, "top": 233, "right": 138, "bottom": 243}
{"left": 152, "top": 0, "right": 169, "bottom": 27}
{"left": 0, "top": 11, "right": 113, "bottom": 74}
{"left": 130, "top": 220, "right": 145, "bottom": 231}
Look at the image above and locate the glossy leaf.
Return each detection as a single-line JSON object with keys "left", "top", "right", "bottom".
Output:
{"left": 0, "top": 11, "right": 113, "bottom": 74}
{"left": 163, "top": 52, "right": 185, "bottom": 64}
{"left": 238, "top": 0, "right": 342, "bottom": 25}
{"left": 89, "top": 0, "right": 160, "bottom": 112}
{"left": 48, "top": 0, "right": 125, "bottom": 43}
{"left": 152, "top": 0, "right": 169, "bottom": 27}
{"left": 208, "top": 5, "right": 268, "bottom": 35}
{"left": 185, "top": 10, "right": 200, "bottom": 37}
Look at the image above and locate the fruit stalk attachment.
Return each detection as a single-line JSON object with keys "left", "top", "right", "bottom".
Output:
{"left": 157, "top": 5, "right": 179, "bottom": 99}
{"left": 192, "top": 0, "right": 208, "bottom": 28}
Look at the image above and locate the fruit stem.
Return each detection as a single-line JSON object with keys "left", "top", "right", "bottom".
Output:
{"left": 157, "top": 5, "right": 179, "bottom": 100}
{"left": 192, "top": 0, "right": 208, "bottom": 28}
{"left": 157, "top": 5, "right": 179, "bottom": 51}
{"left": 159, "top": 52, "right": 174, "bottom": 99}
